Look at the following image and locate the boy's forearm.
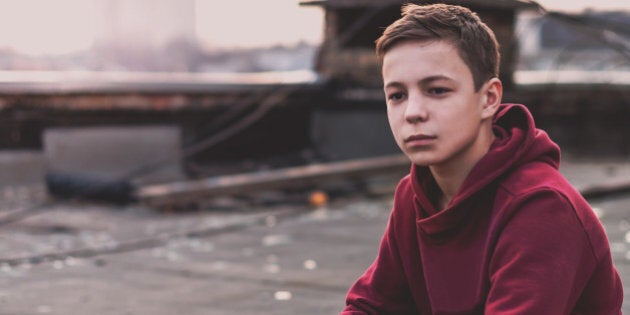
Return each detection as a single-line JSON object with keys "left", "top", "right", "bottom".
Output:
{"left": 341, "top": 205, "right": 418, "bottom": 314}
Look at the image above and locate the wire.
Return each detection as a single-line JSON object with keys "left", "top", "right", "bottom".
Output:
{"left": 520, "top": 0, "right": 547, "bottom": 14}
{"left": 122, "top": 84, "right": 299, "bottom": 180}
{"left": 0, "top": 84, "right": 302, "bottom": 226}
{"left": 546, "top": 12, "right": 630, "bottom": 61}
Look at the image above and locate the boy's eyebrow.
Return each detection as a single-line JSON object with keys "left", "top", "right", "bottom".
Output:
{"left": 419, "top": 75, "right": 453, "bottom": 84}
{"left": 384, "top": 75, "right": 454, "bottom": 89}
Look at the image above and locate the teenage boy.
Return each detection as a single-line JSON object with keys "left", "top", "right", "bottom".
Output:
{"left": 341, "top": 4, "right": 623, "bottom": 314}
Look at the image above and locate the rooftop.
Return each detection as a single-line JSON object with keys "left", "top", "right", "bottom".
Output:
{"left": 300, "top": 0, "right": 539, "bottom": 10}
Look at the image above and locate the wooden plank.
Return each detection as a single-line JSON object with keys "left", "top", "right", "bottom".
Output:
{"left": 137, "top": 154, "right": 410, "bottom": 207}
{"left": 581, "top": 180, "right": 630, "bottom": 200}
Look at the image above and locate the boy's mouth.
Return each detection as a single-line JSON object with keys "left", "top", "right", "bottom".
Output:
{"left": 405, "top": 134, "right": 436, "bottom": 142}
{"left": 404, "top": 134, "right": 437, "bottom": 147}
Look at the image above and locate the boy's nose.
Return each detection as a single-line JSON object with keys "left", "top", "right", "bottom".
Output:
{"left": 405, "top": 94, "right": 428, "bottom": 123}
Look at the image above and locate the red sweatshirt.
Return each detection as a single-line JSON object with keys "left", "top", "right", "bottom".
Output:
{"left": 342, "top": 104, "right": 623, "bottom": 314}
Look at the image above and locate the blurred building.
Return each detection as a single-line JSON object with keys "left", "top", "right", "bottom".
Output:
{"left": 89, "top": 0, "right": 200, "bottom": 71}
{"left": 517, "top": 10, "right": 630, "bottom": 71}
{"left": 0, "top": 0, "right": 628, "bottom": 165}
{"left": 93, "top": 0, "right": 197, "bottom": 49}
{"left": 301, "top": 0, "right": 537, "bottom": 89}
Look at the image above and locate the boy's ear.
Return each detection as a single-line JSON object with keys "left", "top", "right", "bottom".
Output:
{"left": 480, "top": 77, "right": 502, "bottom": 119}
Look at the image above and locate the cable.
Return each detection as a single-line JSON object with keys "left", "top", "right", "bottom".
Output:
{"left": 0, "top": 84, "right": 302, "bottom": 225}
{"left": 547, "top": 13, "right": 630, "bottom": 61}
{"left": 123, "top": 84, "right": 299, "bottom": 180}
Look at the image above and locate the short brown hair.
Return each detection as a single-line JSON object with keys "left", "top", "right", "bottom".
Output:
{"left": 375, "top": 4, "right": 500, "bottom": 91}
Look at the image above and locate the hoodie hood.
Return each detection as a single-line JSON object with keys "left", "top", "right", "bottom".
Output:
{"left": 411, "top": 104, "right": 560, "bottom": 235}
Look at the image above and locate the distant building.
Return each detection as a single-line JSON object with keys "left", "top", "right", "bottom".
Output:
{"left": 517, "top": 10, "right": 630, "bottom": 71}
{"left": 93, "top": 0, "right": 197, "bottom": 49}
{"left": 90, "top": 0, "right": 200, "bottom": 71}
{"left": 540, "top": 11, "right": 630, "bottom": 50}
{"left": 300, "top": 0, "right": 538, "bottom": 89}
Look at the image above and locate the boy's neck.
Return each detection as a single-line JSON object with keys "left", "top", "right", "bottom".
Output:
{"left": 430, "top": 164, "right": 470, "bottom": 210}
{"left": 429, "top": 128, "right": 496, "bottom": 210}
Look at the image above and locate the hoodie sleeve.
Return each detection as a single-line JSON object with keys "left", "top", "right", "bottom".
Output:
{"left": 485, "top": 189, "right": 623, "bottom": 314}
{"left": 341, "top": 197, "right": 418, "bottom": 314}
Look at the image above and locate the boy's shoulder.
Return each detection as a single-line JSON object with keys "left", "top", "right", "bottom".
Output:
{"left": 495, "top": 160, "right": 605, "bottom": 239}
{"left": 498, "top": 160, "right": 572, "bottom": 199}
{"left": 495, "top": 160, "right": 612, "bottom": 259}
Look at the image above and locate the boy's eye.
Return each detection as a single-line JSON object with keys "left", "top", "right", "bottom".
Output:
{"left": 427, "top": 87, "right": 451, "bottom": 95}
{"left": 388, "top": 92, "right": 406, "bottom": 101}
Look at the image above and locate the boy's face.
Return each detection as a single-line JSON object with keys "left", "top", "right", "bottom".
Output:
{"left": 382, "top": 40, "right": 499, "bottom": 169}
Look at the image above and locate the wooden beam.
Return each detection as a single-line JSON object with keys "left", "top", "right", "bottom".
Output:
{"left": 581, "top": 180, "right": 630, "bottom": 200}
{"left": 137, "top": 154, "right": 410, "bottom": 207}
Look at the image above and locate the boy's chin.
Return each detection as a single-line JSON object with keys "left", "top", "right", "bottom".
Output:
{"left": 404, "top": 154, "right": 434, "bottom": 167}
{"left": 404, "top": 151, "right": 451, "bottom": 168}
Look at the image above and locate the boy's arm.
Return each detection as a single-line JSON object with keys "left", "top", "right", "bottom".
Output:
{"left": 341, "top": 210, "right": 418, "bottom": 314}
{"left": 485, "top": 190, "right": 623, "bottom": 314}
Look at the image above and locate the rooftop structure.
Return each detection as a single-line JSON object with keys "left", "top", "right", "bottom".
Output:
{"left": 301, "top": 0, "right": 538, "bottom": 89}
{"left": 93, "top": 0, "right": 197, "bottom": 49}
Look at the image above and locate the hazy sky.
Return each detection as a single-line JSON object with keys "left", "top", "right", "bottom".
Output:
{"left": 195, "top": 0, "right": 323, "bottom": 49}
{"left": 0, "top": 0, "right": 94, "bottom": 54}
{"left": 540, "top": 0, "right": 628, "bottom": 12}
{"left": 0, "top": 0, "right": 626, "bottom": 55}
{"left": 0, "top": 0, "right": 324, "bottom": 54}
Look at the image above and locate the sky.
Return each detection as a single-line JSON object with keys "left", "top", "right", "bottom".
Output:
{"left": 541, "top": 0, "right": 628, "bottom": 12}
{"left": 195, "top": 0, "right": 323, "bottom": 49}
{"left": 0, "top": 0, "right": 626, "bottom": 55}
{"left": 0, "top": 0, "right": 324, "bottom": 55}
{"left": 0, "top": 0, "right": 94, "bottom": 55}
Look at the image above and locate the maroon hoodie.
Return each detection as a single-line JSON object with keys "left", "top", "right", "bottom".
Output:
{"left": 342, "top": 104, "right": 623, "bottom": 314}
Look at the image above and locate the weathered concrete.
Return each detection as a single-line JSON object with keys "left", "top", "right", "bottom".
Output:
{"left": 0, "top": 150, "right": 45, "bottom": 188}
{"left": 0, "top": 158, "right": 629, "bottom": 314}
